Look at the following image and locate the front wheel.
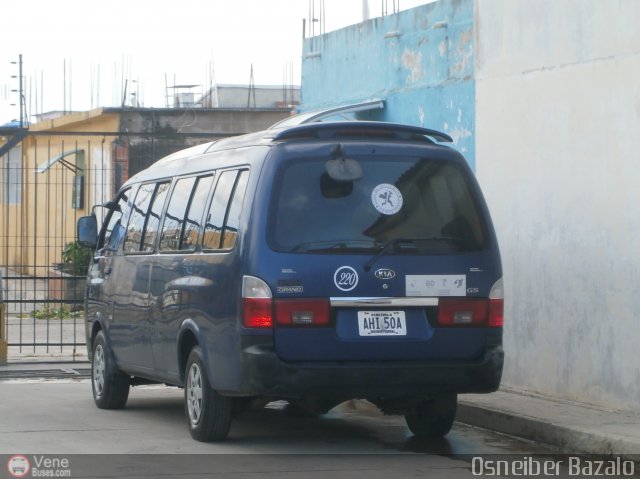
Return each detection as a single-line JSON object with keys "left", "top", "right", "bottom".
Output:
{"left": 404, "top": 394, "right": 457, "bottom": 438}
{"left": 91, "top": 331, "right": 130, "bottom": 409}
{"left": 185, "top": 346, "right": 233, "bottom": 442}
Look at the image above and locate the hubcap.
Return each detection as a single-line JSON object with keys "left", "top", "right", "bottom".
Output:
{"left": 186, "top": 363, "right": 203, "bottom": 425}
{"left": 93, "top": 344, "right": 105, "bottom": 398}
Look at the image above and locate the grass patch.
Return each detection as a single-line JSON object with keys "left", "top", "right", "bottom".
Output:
{"left": 19, "top": 306, "right": 83, "bottom": 320}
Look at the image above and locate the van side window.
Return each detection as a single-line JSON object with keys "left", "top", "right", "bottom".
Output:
{"left": 124, "top": 182, "right": 168, "bottom": 253}
{"left": 221, "top": 171, "right": 249, "bottom": 249}
{"left": 98, "top": 188, "right": 130, "bottom": 252}
{"left": 159, "top": 177, "right": 197, "bottom": 251}
{"left": 124, "top": 184, "right": 154, "bottom": 252}
{"left": 202, "top": 170, "right": 238, "bottom": 250}
{"left": 141, "top": 182, "right": 171, "bottom": 252}
{"left": 159, "top": 175, "right": 215, "bottom": 252}
{"left": 181, "top": 175, "right": 215, "bottom": 250}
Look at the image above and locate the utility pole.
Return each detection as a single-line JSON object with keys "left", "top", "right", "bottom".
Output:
{"left": 247, "top": 64, "right": 256, "bottom": 109}
{"left": 18, "top": 54, "right": 23, "bottom": 127}
{"left": 10, "top": 54, "right": 24, "bottom": 127}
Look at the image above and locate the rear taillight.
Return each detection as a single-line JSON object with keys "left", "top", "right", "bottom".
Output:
{"left": 438, "top": 299, "right": 490, "bottom": 326}
{"left": 242, "top": 276, "right": 273, "bottom": 328}
{"left": 488, "top": 299, "right": 504, "bottom": 327}
{"left": 488, "top": 277, "right": 504, "bottom": 327}
{"left": 275, "top": 299, "right": 331, "bottom": 326}
{"left": 243, "top": 298, "right": 273, "bottom": 328}
{"left": 437, "top": 278, "right": 504, "bottom": 328}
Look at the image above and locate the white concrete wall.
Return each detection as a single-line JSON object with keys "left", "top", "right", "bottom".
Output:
{"left": 474, "top": 0, "right": 640, "bottom": 411}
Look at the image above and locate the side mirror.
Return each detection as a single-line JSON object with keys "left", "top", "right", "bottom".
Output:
{"left": 77, "top": 215, "right": 98, "bottom": 249}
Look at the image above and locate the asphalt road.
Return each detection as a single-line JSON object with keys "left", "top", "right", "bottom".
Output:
{"left": 0, "top": 380, "right": 561, "bottom": 478}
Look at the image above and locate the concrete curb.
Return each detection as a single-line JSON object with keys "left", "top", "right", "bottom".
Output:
{"left": 457, "top": 400, "right": 640, "bottom": 460}
{"left": 0, "top": 361, "right": 91, "bottom": 379}
{"left": 341, "top": 396, "right": 640, "bottom": 463}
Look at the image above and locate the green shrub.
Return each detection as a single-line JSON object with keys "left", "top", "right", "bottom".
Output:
{"left": 23, "top": 306, "right": 82, "bottom": 320}
{"left": 61, "top": 241, "right": 92, "bottom": 276}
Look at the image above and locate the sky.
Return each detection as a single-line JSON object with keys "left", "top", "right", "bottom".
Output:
{"left": 0, "top": 0, "right": 428, "bottom": 125}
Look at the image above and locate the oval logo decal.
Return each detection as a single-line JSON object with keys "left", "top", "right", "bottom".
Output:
{"left": 374, "top": 268, "right": 396, "bottom": 280}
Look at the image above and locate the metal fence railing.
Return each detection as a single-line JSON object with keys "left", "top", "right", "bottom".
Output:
{"left": 1, "top": 131, "right": 215, "bottom": 362}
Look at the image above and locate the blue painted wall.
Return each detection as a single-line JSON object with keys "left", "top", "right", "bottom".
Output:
{"left": 301, "top": 0, "right": 475, "bottom": 167}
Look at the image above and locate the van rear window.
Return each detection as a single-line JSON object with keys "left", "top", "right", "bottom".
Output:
{"left": 270, "top": 157, "right": 487, "bottom": 254}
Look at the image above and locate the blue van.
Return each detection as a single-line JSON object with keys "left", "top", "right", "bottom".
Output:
{"left": 77, "top": 121, "right": 504, "bottom": 442}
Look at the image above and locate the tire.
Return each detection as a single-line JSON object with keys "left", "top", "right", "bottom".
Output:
{"left": 91, "top": 331, "right": 130, "bottom": 409}
{"left": 184, "top": 346, "right": 233, "bottom": 442}
{"left": 404, "top": 394, "right": 457, "bottom": 438}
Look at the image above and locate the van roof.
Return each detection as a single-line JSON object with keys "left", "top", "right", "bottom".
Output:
{"left": 126, "top": 121, "right": 453, "bottom": 186}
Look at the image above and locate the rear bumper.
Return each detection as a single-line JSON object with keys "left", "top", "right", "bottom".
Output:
{"left": 237, "top": 343, "right": 504, "bottom": 400}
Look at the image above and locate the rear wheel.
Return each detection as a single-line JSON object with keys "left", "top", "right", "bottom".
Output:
{"left": 404, "top": 394, "right": 457, "bottom": 438}
{"left": 91, "top": 331, "right": 130, "bottom": 409}
{"left": 185, "top": 346, "right": 233, "bottom": 442}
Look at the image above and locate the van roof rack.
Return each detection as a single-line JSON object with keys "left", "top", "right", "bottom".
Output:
{"left": 270, "top": 121, "right": 453, "bottom": 143}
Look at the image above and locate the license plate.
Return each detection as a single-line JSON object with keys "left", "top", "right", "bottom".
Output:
{"left": 357, "top": 311, "right": 407, "bottom": 336}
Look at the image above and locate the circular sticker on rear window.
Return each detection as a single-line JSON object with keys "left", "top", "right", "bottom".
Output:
{"left": 371, "top": 184, "right": 403, "bottom": 215}
{"left": 334, "top": 266, "right": 358, "bottom": 292}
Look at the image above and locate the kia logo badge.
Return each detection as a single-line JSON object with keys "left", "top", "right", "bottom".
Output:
{"left": 374, "top": 268, "right": 396, "bottom": 280}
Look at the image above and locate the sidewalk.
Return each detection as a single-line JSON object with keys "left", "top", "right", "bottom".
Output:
{"left": 1, "top": 361, "right": 639, "bottom": 460}
{"left": 457, "top": 389, "right": 640, "bottom": 459}
{"left": 335, "top": 389, "right": 640, "bottom": 460}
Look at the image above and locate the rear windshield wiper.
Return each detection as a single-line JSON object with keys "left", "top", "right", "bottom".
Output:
{"left": 291, "top": 239, "right": 378, "bottom": 253}
{"left": 363, "top": 236, "right": 464, "bottom": 271}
